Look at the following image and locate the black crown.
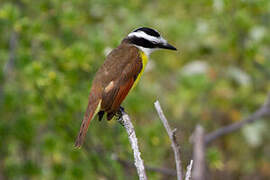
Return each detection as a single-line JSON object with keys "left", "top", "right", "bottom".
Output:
{"left": 133, "top": 27, "right": 160, "bottom": 38}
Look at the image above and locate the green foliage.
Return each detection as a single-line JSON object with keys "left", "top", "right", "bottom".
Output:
{"left": 0, "top": 0, "right": 270, "bottom": 179}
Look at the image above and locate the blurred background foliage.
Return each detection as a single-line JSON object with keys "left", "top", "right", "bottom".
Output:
{"left": 0, "top": 0, "right": 270, "bottom": 179}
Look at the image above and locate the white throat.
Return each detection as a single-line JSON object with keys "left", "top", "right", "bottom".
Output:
{"left": 134, "top": 45, "right": 156, "bottom": 56}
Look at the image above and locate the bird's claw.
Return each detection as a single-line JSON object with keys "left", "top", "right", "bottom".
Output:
{"left": 117, "top": 106, "right": 126, "bottom": 126}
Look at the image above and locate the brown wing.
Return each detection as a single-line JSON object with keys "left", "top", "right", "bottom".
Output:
{"left": 111, "top": 61, "right": 142, "bottom": 111}
{"left": 101, "top": 50, "right": 142, "bottom": 117}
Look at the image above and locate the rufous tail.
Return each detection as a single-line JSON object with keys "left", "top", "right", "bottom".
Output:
{"left": 75, "top": 100, "right": 101, "bottom": 148}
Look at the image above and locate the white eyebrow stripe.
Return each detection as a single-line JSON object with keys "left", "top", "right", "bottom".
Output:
{"left": 159, "top": 37, "right": 167, "bottom": 44}
{"left": 128, "top": 31, "right": 161, "bottom": 43}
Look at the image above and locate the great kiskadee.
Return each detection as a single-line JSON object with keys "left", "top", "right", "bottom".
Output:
{"left": 75, "top": 27, "right": 177, "bottom": 147}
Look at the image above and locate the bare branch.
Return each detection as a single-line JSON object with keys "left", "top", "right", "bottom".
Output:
{"left": 84, "top": 142, "right": 177, "bottom": 177}
{"left": 192, "top": 125, "right": 205, "bottom": 180}
{"left": 185, "top": 160, "right": 193, "bottom": 180}
{"left": 118, "top": 111, "right": 147, "bottom": 180}
{"left": 205, "top": 92, "right": 270, "bottom": 145}
{"left": 154, "top": 100, "right": 183, "bottom": 180}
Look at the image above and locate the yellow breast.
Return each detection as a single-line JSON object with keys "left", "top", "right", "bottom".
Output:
{"left": 131, "top": 51, "right": 148, "bottom": 91}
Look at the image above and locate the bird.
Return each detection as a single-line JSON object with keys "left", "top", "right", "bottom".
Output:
{"left": 75, "top": 27, "right": 177, "bottom": 147}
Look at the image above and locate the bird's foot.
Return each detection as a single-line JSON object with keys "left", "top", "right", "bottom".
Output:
{"left": 119, "top": 106, "right": 125, "bottom": 114}
{"left": 117, "top": 106, "right": 125, "bottom": 126}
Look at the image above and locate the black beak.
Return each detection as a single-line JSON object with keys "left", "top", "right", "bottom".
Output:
{"left": 159, "top": 43, "right": 177, "bottom": 50}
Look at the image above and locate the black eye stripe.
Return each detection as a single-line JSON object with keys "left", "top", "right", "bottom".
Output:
{"left": 128, "top": 37, "right": 158, "bottom": 48}
{"left": 134, "top": 27, "right": 160, "bottom": 37}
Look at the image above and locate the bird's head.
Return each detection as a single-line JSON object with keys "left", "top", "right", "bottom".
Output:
{"left": 124, "top": 27, "right": 177, "bottom": 56}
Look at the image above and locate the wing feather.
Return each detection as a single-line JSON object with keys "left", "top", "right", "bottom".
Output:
{"left": 101, "top": 51, "right": 142, "bottom": 116}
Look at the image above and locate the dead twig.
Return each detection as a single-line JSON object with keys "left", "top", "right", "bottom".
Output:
{"left": 154, "top": 100, "right": 183, "bottom": 180}
{"left": 185, "top": 160, "right": 193, "bottom": 180}
{"left": 192, "top": 125, "right": 205, "bottom": 180}
{"left": 205, "top": 92, "right": 270, "bottom": 145}
{"left": 118, "top": 111, "right": 147, "bottom": 180}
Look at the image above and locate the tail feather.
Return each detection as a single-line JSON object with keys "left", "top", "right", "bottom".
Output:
{"left": 75, "top": 100, "right": 101, "bottom": 148}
